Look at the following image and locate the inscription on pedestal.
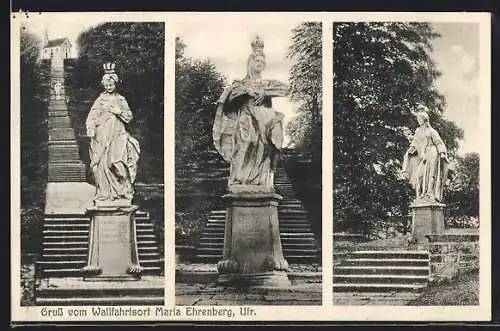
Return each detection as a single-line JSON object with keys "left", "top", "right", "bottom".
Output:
{"left": 231, "top": 203, "right": 273, "bottom": 274}
{"left": 82, "top": 205, "right": 142, "bottom": 281}
{"left": 97, "top": 214, "right": 132, "bottom": 277}
{"left": 411, "top": 202, "right": 445, "bottom": 244}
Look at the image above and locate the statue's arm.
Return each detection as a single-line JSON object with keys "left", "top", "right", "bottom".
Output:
{"left": 431, "top": 129, "right": 447, "bottom": 154}
{"left": 117, "top": 96, "right": 133, "bottom": 123}
{"left": 262, "top": 79, "right": 289, "bottom": 97}
{"left": 227, "top": 81, "right": 251, "bottom": 102}
{"left": 85, "top": 97, "right": 100, "bottom": 137}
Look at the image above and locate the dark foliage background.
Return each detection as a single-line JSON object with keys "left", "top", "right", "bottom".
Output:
{"left": 70, "top": 22, "right": 165, "bottom": 183}
{"left": 174, "top": 37, "right": 227, "bottom": 245}
{"left": 332, "top": 22, "right": 468, "bottom": 238}
{"left": 20, "top": 27, "right": 48, "bottom": 255}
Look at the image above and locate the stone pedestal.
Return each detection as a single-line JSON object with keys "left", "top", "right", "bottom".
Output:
{"left": 410, "top": 201, "right": 445, "bottom": 244}
{"left": 81, "top": 203, "right": 143, "bottom": 280}
{"left": 216, "top": 192, "right": 290, "bottom": 287}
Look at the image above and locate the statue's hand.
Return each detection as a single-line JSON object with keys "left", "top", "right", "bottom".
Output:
{"left": 108, "top": 104, "right": 122, "bottom": 115}
{"left": 408, "top": 146, "right": 417, "bottom": 155}
{"left": 87, "top": 128, "right": 95, "bottom": 138}
{"left": 252, "top": 86, "right": 265, "bottom": 106}
{"left": 440, "top": 152, "right": 448, "bottom": 162}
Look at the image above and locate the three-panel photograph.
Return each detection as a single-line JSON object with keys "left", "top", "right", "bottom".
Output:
{"left": 12, "top": 11, "right": 491, "bottom": 323}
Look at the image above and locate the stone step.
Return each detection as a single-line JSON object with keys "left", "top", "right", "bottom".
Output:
{"left": 196, "top": 246, "right": 317, "bottom": 255}
{"left": 349, "top": 251, "right": 429, "bottom": 260}
{"left": 43, "top": 246, "right": 159, "bottom": 254}
{"left": 334, "top": 266, "right": 429, "bottom": 276}
{"left": 44, "top": 212, "right": 149, "bottom": 221}
{"left": 48, "top": 106, "right": 68, "bottom": 112}
{"left": 39, "top": 258, "right": 163, "bottom": 268}
{"left": 196, "top": 232, "right": 316, "bottom": 239}
{"left": 342, "top": 258, "right": 429, "bottom": 267}
{"left": 333, "top": 274, "right": 429, "bottom": 285}
{"left": 48, "top": 116, "right": 71, "bottom": 125}
{"left": 37, "top": 287, "right": 164, "bottom": 299}
{"left": 41, "top": 266, "right": 162, "bottom": 276}
{"left": 49, "top": 129, "right": 76, "bottom": 140}
{"left": 48, "top": 152, "right": 81, "bottom": 161}
{"left": 49, "top": 111, "right": 70, "bottom": 117}
{"left": 36, "top": 296, "right": 164, "bottom": 306}
{"left": 194, "top": 254, "right": 320, "bottom": 264}
{"left": 42, "top": 252, "right": 158, "bottom": 260}
{"left": 333, "top": 283, "right": 427, "bottom": 292}
{"left": 43, "top": 223, "right": 153, "bottom": 230}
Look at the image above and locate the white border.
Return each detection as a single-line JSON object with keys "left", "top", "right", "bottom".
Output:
{"left": 11, "top": 11, "right": 491, "bottom": 322}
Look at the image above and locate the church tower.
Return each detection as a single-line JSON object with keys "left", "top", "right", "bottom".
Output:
{"left": 43, "top": 27, "right": 49, "bottom": 47}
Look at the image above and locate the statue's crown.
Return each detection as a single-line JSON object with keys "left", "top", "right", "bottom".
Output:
{"left": 103, "top": 62, "right": 116, "bottom": 74}
{"left": 251, "top": 35, "right": 264, "bottom": 54}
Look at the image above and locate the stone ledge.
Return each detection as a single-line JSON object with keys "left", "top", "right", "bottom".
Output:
{"left": 426, "top": 234, "right": 479, "bottom": 242}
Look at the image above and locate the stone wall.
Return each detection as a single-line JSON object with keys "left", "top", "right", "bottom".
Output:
{"left": 426, "top": 234, "right": 479, "bottom": 282}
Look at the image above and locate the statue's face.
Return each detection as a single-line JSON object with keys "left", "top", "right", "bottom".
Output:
{"left": 103, "top": 80, "right": 116, "bottom": 93}
{"left": 252, "top": 55, "right": 266, "bottom": 74}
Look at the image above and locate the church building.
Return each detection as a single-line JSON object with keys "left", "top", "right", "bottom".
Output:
{"left": 41, "top": 29, "right": 73, "bottom": 60}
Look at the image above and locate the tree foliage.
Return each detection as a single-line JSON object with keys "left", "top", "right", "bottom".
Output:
{"left": 286, "top": 22, "right": 322, "bottom": 155}
{"left": 445, "top": 152, "right": 480, "bottom": 221}
{"left": 74, "top": 22, "right": 164, "bottom": 182}
{"left": 174, "top": 37, "right": 226, "bottom": 175}
{"left": 20, "top": 27, "right": 47, "bottom": 254}
{"left": 333, "top": 23, "right": 464, "bottom": 236}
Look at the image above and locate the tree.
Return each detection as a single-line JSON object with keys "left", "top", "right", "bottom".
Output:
{"left": 20, "top": 26, "right": 45, "bottom": 192}
{"left": 332, "top": 23, "right": 464, "bottom": 237}
{"left": 20, "top": 26, "right": 47, "bottom": 255}
{"left": 287, "top": 22, "right": 322, "bottom": 154}
{"left": 174, "top": 36, "right": 226, "bottom": 177}
{"left": 74, "top": 22, "right": 165, "bottom": 182}
{"left": 445, "top": 152, "right": 480, "bottom": 226}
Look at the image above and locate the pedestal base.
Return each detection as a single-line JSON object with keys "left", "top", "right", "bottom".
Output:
{"left": 410, "top": 201, "right": 445, "bottom": 244}
{"left": 217, "top": 192, "right": 291, "bottom": 287}
{"left": 81, "top": 204, "right": 143, "bottom": 281}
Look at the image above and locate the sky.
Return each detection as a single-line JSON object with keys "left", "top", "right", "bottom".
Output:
{"left": 177, "top": 17, "right": 305, "bottom": 146}
{"left": 430, "top": 23, "right": 480, "bottom": 155}
{"left": 21, "top": 16, "right": 481, "bottom": 155}
{"left": 22, "top": 14, "right": 107, "bottom": 58}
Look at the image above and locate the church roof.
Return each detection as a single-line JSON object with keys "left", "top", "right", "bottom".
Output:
{"left": 45, "top": 38, "right": 71, "bottom": 48}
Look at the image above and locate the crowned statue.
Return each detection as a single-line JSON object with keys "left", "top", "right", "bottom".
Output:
{"left": 402, "top": 107, "right": 449, "bottom": 203}
{"left": 213, "top": 36, "right": 289, "bottom": 193}
{"left": 85, "top": 63, "right": 140, "bottom": 204}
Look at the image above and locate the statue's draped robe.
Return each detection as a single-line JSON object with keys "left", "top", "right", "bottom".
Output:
{"left": 86, "top": 92, "right": 140, "bottom": 201}
{"left": 402, "top": 125, "right": 448, "bottom": 202}
{"left": 213, "top": 79, "right": 288, "bottom": 192}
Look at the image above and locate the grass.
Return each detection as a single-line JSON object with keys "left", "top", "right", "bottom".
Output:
{"left": 20, "top": 258, "right": 39, "bottom": 306}
{"left": 407, "top": 271, "right": 479, "bottom": 306}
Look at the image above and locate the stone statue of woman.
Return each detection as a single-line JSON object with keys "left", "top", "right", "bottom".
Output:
{"left": 85, "top": 63, "right": 140, "bottom": 203}
{"left": 212, "top": 36, "right": 289, "bottom": 193}
{"left": 402, "top": 110, "right": 449, "bottom": 203}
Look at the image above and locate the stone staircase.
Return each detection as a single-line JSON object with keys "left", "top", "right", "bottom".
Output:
{"left": 195, "top": 166, "right": 320, "bottom": 264}
{"left": 37, "top": 210, "right": 164, "bottom": 277}
{"left": 47, "top": 60, "right": 86, "bottom": 182}
{"left": 333, "top": 250, "right": 430, "bottom": 292}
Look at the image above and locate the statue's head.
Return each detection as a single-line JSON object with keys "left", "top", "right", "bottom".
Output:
{"left": 246, "top": 36, "right": 266, "bottom": 79}
{"left": 416, "top": 111, "right": 429, "bottom": 126}
{"left": 101, "top": 62, "right": 119, "bottom": 93}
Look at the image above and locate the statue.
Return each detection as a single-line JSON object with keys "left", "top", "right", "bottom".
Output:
{"left": 53, "top": 81, "right": 62, "bottom": 100}
{"left": 402, "top": 109, "right": 449, "bottom": 203}
{"left": 212, "top": 36, "right": 289, "bottom": 193}
{"left": 85, "top": 63, "right": 140, "bottom": 203}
